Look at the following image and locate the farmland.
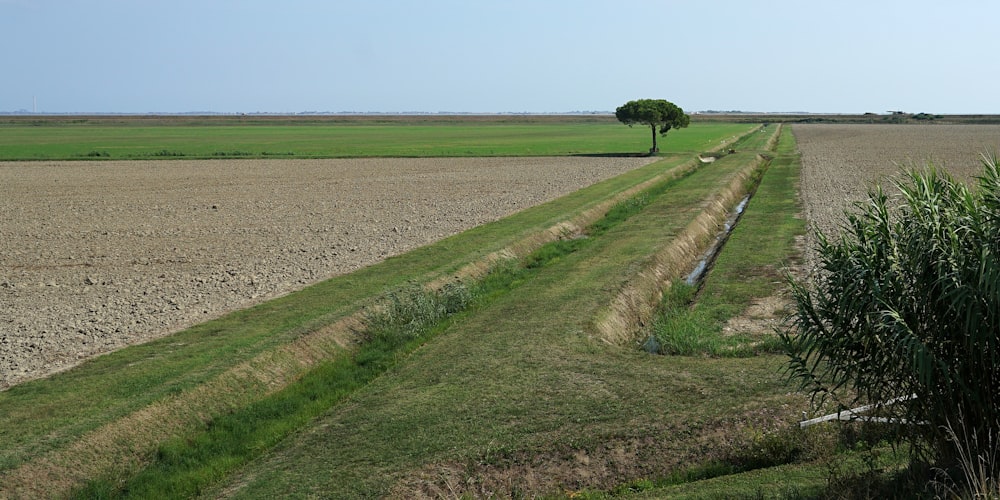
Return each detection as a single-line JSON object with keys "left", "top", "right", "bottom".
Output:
{"left": 0, "top": 156, "right": 668, "bottom": 388}
{"left": 0, "top": 115, "right": 751, "bottom": 160}
{"left": 0, "top": 118, "right": 997, "bottom": 497}
{"left": 793, "top": 123, "right": 1000, "bottom": 267}
{"left": 0, "top": 120, "right": 770, "bottom": 497}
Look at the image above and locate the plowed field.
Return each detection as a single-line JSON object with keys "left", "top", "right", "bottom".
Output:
{"left": 793, "top": 124, "right": 1000, "bottom": 267}
{"left": 0, "top": 156, "right": 655, "bottom": 387}
{"left": 794, "top": 124, "right": 1000, "bottom": 235}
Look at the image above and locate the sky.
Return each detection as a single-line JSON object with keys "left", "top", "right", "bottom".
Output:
{"left": 2, "top": 0, "right": 999, "bottom": 114}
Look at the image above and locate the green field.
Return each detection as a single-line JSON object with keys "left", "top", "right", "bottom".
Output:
{"left": 0, "top": 121, "right": 881, "bottom": 498}
{"left": 0, "top": 115, "right": 750, "bottom": 160}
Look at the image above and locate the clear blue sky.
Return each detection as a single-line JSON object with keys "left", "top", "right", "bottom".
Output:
{"left": 3, "top": 0, "right": 998, "bottom": 114}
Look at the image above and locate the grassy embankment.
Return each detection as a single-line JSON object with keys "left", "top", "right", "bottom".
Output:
{"left": 172, "top": 126, "right": 794, "bottom": 497}
{"left": 0, "top": 123, "right": 756, "bottom": 497}
{"left": 0, "top": 115, "right": 751, "bottom": 160}
{"left": 649, "top": 129, "right": 797, "bottom": 357}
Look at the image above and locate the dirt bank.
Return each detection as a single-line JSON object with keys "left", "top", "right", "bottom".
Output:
{"left": 0, "top": 156, "right": 655, "bottom": 388}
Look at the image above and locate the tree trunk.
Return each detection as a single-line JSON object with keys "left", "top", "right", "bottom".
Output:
{"left": 649, "top": 124, "right": 658, "bottom": 153}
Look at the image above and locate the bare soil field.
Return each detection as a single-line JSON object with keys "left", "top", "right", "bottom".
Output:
{"left": 0, "top": 156, "right": 655, "bottom": 388}
{"left": 793, "top": 124, "right": 1000, "bottom": 266}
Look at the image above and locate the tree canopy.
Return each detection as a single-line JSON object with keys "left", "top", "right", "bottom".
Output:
{"left": 615, "top": 99, "right": 690, "bottom": 153}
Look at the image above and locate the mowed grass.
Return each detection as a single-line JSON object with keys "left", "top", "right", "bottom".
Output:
{"left": 0, "top": 118, "right": 751, "bottom": 160}
{"left": 186, "top": 130, "right": 799, "bottom": 497}
{"left": 605, "top": 127, "right": 907, "bottom": 499}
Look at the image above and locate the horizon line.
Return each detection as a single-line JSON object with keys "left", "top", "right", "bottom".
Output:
{"left": 3, "top": 110, "right": 984, "bottom": 117}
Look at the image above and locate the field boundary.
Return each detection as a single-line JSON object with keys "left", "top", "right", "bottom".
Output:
{"left": 0, "top": 119, "right": 755, "bottom": 161}
{"left": 429, "top": 127, "right": 758, "bottom": 288}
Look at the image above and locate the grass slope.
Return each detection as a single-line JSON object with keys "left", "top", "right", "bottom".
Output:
{"left": 603, "top": 126, "right": 911, "bottom": 499}
{"left": 652, "top": 124, "right": 804, "bottom": 356}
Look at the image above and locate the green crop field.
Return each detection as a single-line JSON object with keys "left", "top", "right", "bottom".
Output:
{"left": 0, "top": 115, "right": 750, "bottom": 160}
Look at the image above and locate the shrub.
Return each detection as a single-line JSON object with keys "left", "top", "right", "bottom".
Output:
{"left": 151, "top": 149, "right": 185, "bottom": 157}
{"left": 783, "top": 153, "right": 1000, "bottom": 478}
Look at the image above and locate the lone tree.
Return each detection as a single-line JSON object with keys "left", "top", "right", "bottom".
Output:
{"left": 615, "top": 99, "right": 690, "bottom": 153}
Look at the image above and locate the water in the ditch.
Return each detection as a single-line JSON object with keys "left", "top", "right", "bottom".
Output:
{"left": 684, "top": 194, "right": 751, "bottom": 286}
{"left": 642, "top": 194, "right": 752, "bottom": 354}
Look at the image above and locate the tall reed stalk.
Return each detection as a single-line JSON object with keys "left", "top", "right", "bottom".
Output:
{"left": 784, "top": 152, "right": 1000, "bottom": 477}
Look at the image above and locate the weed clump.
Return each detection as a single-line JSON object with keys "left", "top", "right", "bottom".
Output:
{"left": 363, "top": 280, "right": 473, "bottom": 343}
{"left": 649, "top": 281, "right": 784, "bottom": 357}
{"left": 150, "top": 149, "right": 185, "bottom": 157}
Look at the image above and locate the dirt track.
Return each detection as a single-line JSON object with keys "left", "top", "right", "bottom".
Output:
{"left": 0, "top": 156, "right": 655, "bottom": 388}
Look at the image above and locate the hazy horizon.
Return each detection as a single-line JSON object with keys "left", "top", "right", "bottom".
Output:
{"left": 4, "top": 0, "right": 999, "bottom": 115}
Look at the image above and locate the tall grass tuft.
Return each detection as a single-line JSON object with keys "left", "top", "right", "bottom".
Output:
{"left": 784, "top": 152, "right": 1000, "bottom": 480}
{"left": 934, "top": 414, "right": 1000, "bottom": 499}
{"left": 652, "top": 281, "right": 784, "bottom": 357}
{"left": 590, "top": 193, "right": 650, "bottom": 236}
{"left": 363, "top": 280, "right": 473, "bottom": 344}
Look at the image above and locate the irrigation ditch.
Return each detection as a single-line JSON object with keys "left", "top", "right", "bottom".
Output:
{"left": 1, "top": 126, "right": 774, "bottom": 498}
{"left": 595, "top": 130, "right": 779, "bottom": 346}
{"left": 685, "top": 194, "right": 750, "bottom": 286}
